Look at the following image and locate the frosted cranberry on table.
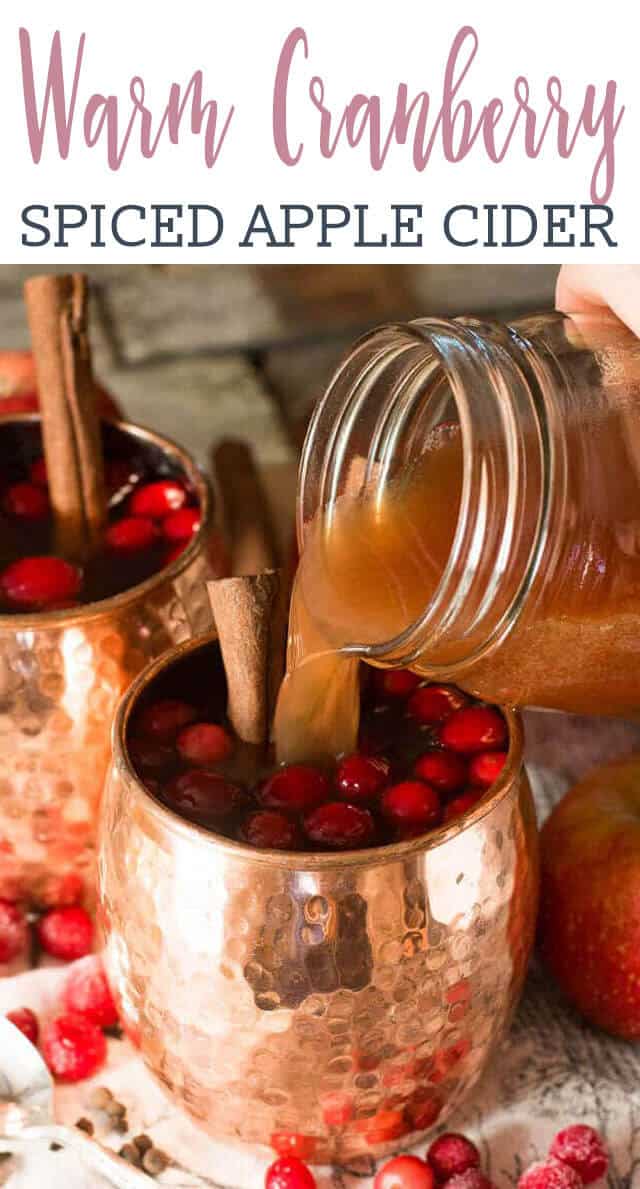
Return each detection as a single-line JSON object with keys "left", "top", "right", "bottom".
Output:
{"left": 63, "top": 955, "right": 118, "bottom": 1028}
{"left": 265, "top": 1156, "right": 316, "bottom": 1189}
{"left": 427, "top": 1132, "right": 480, "bottom": 1181}
{"left": 42, "top": 1012, "right": 106, "bottom": 1082}
{"left": 549, "top": 1125, "right": 609, "bottom": 1184}
{"left": 36, "top": 905, "right": 94, "bottom": 961}
{"left": 518, "top": 1160, "right": 583, "bottom": 1189}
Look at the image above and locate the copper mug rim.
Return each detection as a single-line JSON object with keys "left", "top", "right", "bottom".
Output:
{"left": 111, "top": 630, "right": 525, "bottom": 871}
{"left": 0, "top": 412, "right": 213, "bottom": 631}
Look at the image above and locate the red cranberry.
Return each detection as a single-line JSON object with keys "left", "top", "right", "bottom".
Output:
{"left": 468, "top": 750, "right": 508, "bottom": 787}
{"left": 0, "top": 556, "right": 81, "bottom": 609}
{"left": 408, "top": 684, "right": 468, "bottom": 725}
{"left": 63, "top": 956, "right": 118, "bottom": 1029}
{"left": 29, "top": 457, "right": 48, "bottom": 486}
{"left": 381, "top": 781, "right": 441, "bottom": 830}
{"left": 6, "top": 1007, "right": 39, "bottom": 1045}
{"left": 0, "top": 899, "right": 28, "bottom": 963}
{"left": 163, "top": 507, "right": 200, "bottom": 542}
{"left": 440, "top": 706, "right": 507, "bottom": 754}
{"left": 130, "top": 479, "right": 187, "bottom": 519}
{"left": 169, "top": 770, "right": 245, "bottom": 822}
{"left": 427, "top": 1132, "right": 480, "bottom": 1181}
{"left": 259, "top": 765, "right": 330, "bottom": 813}
{"left": 3, "top": 481, "right": 50, "bottom": 519}
{"left": 549, "top": 1125, "right": 609, "bottom": 1185}
{"left": 240, "top": 810, "right": 300, "bottom": 851}
{"left": 303, "top": 802, "right": 375, "bottom": 850}
{"left": 37, "top": 906, "right": 94, "bottom": 961}
{"left": 374, "top": 669, "right": 421, "bottom": 700}
{"left": 447, "top": 1174, "right": 496, "bottom": 1189}
{"left": 137, "top": 698, "right": 197, "bottom": 740}
{"left": 374, "top": 1156, "right": 435, "bottom": 1189}
{"left": 336, "top": 753, "right": 390, "bottom": 801}
{"left": 265, "top": 1157, "right": 317, "bottom": 1189}
{"left": 176, "top": 722, "right": 234, "bottom": 766}
{"left": 443, "top": 791, "right": 481, "bottom": 823}
{"left": 414, "top": 749, "right": 467, "bottom": 793}
{"left": 518, "top": 1161, "right": 583, "bottom": 1189}
{"left": 42, "top": 1012, "right": 107, "bottom": 1082}
{"left": 105, "top": 516, "right": 156, "bottom": 552}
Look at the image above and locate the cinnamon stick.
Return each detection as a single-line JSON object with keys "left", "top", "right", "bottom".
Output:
{"left": 207, "top": 569, "right": 288, "bottom": 746}
{"left": 24, "top": 273, "right": 106, "bottom": 560}
{"left": 212, "top": 438, "right": 278, "bottom": 576}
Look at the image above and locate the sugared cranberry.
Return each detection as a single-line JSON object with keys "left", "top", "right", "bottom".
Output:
{"left": 63, "top": 956, "right": 118, "bottom": 1029}
{"left": 240, "top": 810, "right": 300, "bottom": 851}
{"left": 408, "top": 684, "right": 468, "bottom": 725}
{"left": 374, "top": 669, "right": 422, "bottom": 700}
{"left": 303, "top": 802, "right": 375, "bottom": 850}
{"left": 130, "top": 479, "right": 187, "bottom": 519}
{"left": 105, "top": 516, "right": 156, "bottom": 553}
{"left": 468, "top": 750, "right": 508, "bottom": 787}
{"left": 259, "top": 765, "right": 330, "bottom": 813}
{"left": 6, "top": 1007, "right": 39, "bottom": 1045}
{"left": 29, "top": 457, "right": 48, "bottom": 487}
{"left": 265, "top": 1156, "right": 316, "bottom": 1189}
{"left": 374, "top": 1156, "right": 435, "bottom": 1189}
{"left": 427, "top": 1133, "right": 480, "bottom": 1181}
{"left": 518, "top": 1161, "right": 582, "bottom": 1189}
{"left": 446, "top": 1173, "right": 496, "bottom": 1189}
{"left": 137, "top": 698, "right": 197, "bottom": 740}
{"left": 443, "top": 792, "right": 480, "bottom": 823}
{"left": 3, "top": 481, "right": 49, "bottom": 519}
{"left": 42, "top": 1012, "right": 106, "bottom": 1082}
{"left": 0, "top": 556, "right": 81, "bottom": 609}
{"left": 0, "top": 899, "right": 28, "bottom": 963}
{"left": 176, "top": 722, "right": 234, "bottom": 766}
{"left": 440, "top": 706, "right": 507, "bottom": 754}
{"left": 381, "top": 781, "right": 441, "bottom": 831}
{"left": 549, "top": 1125, "right": 609, "bottom": 1185}
{"left": 169, "top": 770, "right": 245, "bottom": 822}
{"left": 163, "top": 507, "right": 200, "bottom": 542}
{"left": 336, "top": 753, "right": 390, "bottom": 801}
{"left": 414, "top": 749, "right": 467, "bottom": 793}
{"left": 37, "top": 906, "right": 94, "bottom": 961}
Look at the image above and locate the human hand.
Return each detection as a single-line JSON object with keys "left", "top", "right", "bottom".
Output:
{"left": 556, "top": 265, "right": 640, "bottom": 338}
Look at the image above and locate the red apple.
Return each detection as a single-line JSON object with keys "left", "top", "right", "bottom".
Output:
{"left": 0, "top": 350, "right": 121, "bottom": 418}
{"left": 539, "top": 753, "right": 640, "bottom": 1039}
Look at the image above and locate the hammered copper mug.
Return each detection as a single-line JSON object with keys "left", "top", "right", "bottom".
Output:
{"left": 99, "top": 634, "right": 539, "bottom": 1164}
{"left": 0, "top": 415, "right": 218, "bottom": 917}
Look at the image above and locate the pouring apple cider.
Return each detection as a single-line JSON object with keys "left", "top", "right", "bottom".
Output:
{"left": 276, "top": 311, "right": 640, "bottom": 763}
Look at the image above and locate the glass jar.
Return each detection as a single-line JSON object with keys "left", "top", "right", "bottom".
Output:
{"left": 295, "top": 311, "right": 640, "bottom": 717}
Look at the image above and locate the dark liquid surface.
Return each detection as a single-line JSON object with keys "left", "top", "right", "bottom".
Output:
{"left": 126, "top": 642, "right": 509, "bottom": 853}
{"left": 0, "top": 421, "right": 200, "bottom": 612}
